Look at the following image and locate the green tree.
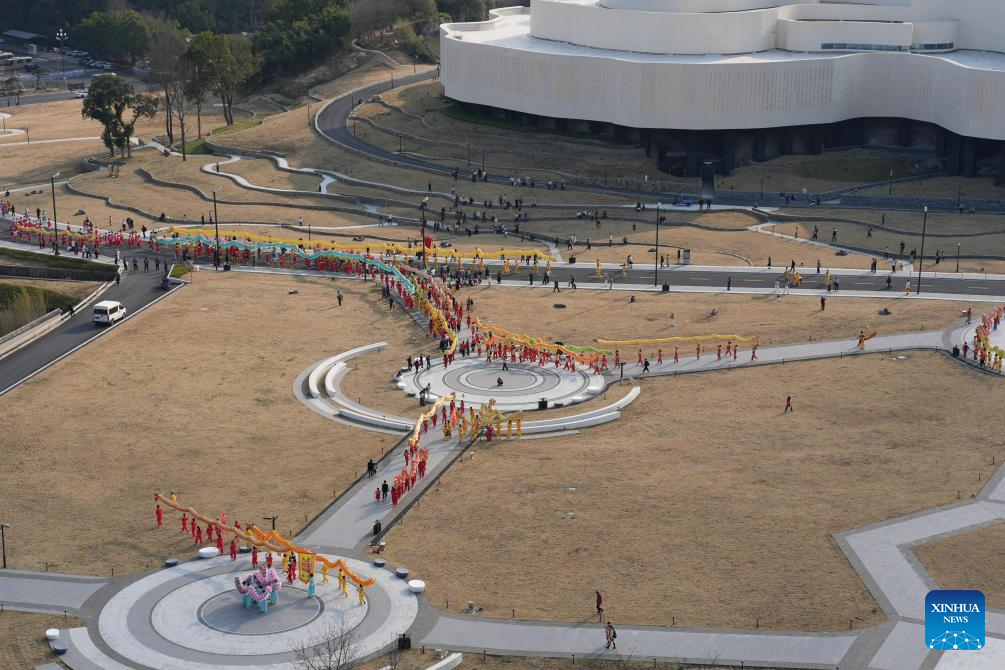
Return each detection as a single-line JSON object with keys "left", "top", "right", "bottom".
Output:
{"left": 73, "top": 9, "right": 150, "bottom": 64}
{"left": 254, "top": 0, "right": 351, "bottom": 75}
{"left": 437, "top": 0, "right": 486, "bottom": 22}
{"left": 82, "top": 74, "right": 159, "bottom": 158}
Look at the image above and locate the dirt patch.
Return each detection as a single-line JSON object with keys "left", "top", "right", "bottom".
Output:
{"left": 0, "top": 271, "right": 425, "bottom": 577}
{"left": 915, "top": 522, "right": 1005, "bottom": 609}
{"left": 383, "top": 353, "right": 1004, "bottom": 631}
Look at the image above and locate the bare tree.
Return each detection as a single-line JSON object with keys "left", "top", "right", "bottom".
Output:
{"left": 292, "top": 621, "right": 360, "bottom": 670}
{"left": 147, "top": 17, "right": 187, "bottom": 146}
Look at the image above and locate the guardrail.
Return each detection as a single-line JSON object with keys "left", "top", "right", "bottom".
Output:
{"left": 0, "top": 309, "right": 61, "bottom": 359}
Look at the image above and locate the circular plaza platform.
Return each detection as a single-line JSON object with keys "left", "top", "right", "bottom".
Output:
{"left": 90, "top": 556, "right": 418, "bottom": 669}
{"left": 397, "top": 357, "right": 606, "bottom": 411}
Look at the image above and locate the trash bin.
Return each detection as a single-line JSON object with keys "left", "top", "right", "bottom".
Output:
{"left": 538, "top": 398, "right": 548, "bottom": 410}
{"left": 952, "top": 345, "right": 960, "bottom": 358}
{"left": 397, "top": 633, "right": 412, "bottom": 650}
{"left": 372, "top": 520, "right": 382, "bottom": 536}
{"left": 662, "top": 283, "right": 670, "bottom": 292}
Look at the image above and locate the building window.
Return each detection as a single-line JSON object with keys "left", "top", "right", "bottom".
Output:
{"left": 911, "top": 43, "right": 955, "bottom": 51}
{"left": 821, "top": 43, "right": 907, "bottom": 52}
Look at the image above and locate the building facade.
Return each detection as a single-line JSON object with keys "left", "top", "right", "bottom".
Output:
{"left": 440, "top": 1, "right": 1005, "bottom": 180}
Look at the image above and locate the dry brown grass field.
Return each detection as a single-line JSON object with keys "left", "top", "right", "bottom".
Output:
{"left": 915, "top": 523, "right": 1005, "bottom": 608}
{"left": 856, "top": 175, "right": 1005, "bottom": 200}
{"left": 463, "top": 286, "right": 968, "bottom": 349}
{"left": 69, "top": 154, "right": 377, "bottom": 229}
{"left": 0, "top": 612, "right": 84, "bottom": 670}
{"left": 0, "top": 278, "right": 103, "bottom": 301}
{"left": 222, "top": 157, "right": 322, "bottom": 192}
{"left": 718, "top": 148, "right": 919, "bottom": 193}
{"left": 567, "top": 226, "right": 874, "bottom": 268}
{"left": 384, "top": 352, "right": 1005, "bottom": 631}
{"left": 0, "top": 272, "right": 424, "bottom": 577}
{"left": 221, "top": 105, "right": 635, "bottom": 207}
{"left": 775, "top": 209, "right": 1005, "bottom": 272}
{"left": 355, "top": 87, "right": 660, "bottom": 184}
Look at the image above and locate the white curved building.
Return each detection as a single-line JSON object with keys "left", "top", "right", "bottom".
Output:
{"left": 440, "top": 1, "right": 1005, "bottom": 181}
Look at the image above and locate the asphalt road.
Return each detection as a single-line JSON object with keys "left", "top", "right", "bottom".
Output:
{"left": 542, "top": 264, "right": 1005, "bottom": 295}
{"left": 0, "top": 268, "right": 170, "bottom": 394}
{"left": 3, "top": 90, "right": 78, "bottom": 107}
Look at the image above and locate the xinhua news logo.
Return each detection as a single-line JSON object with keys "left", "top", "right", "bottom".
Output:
{"left": 926, "top": 590, "right": 985, "bottom": 651}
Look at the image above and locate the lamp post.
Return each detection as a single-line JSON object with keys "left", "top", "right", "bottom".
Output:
{"left": 917, "top": 206, "right": 928, "bottom": 294}
{"left": 50, "top": 172, "right": 60, "bottom": 254}
{"left": 262, "top": 515, "right": 278, "bottom": 531}
{"left": 888, "top": 169, "right": 894, "bottom": 196}
{"left": 653, "top": 202, "right": 661, "bottom": 287}
{"left": 759, "top": 176, "right": 765, "bottom": 201}
{"left": 1, "top": 522, "right": 10, "bottom": 568}
{"left": 413, "top": 54, "right": 417, "bottom": 74}
{"left": 56, "top": 29, "right": 67, "bottom": 90}
{"left": 212, "top": 190, "right": 220, "bottom": 269}
{"left": 957, "top": 187, "right": 963, "bottom": 210}
{"left": 956, "top": 243, "right": 961, "bottom": 274}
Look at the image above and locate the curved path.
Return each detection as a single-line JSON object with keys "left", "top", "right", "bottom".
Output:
{"left": 5, "top": 75, "right": 1005, "bottom": 669}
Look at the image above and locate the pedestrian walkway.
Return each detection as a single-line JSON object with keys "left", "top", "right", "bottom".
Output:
{"left": 420, "top": 615, "right": 857, "bottom": 666}
{"left": 0, "top": 570, "right": 108, "bottom": 615}
{"left": 297, "top": 428, "right": 463, "bottom": 553}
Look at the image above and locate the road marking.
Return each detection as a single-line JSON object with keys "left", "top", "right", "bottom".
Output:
{"left": 968, "top": 286, "right": 990, "bottom": 290}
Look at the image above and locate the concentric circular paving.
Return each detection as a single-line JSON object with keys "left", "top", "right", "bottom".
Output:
{"left": 93, "top": 556, "right": 418, "bottom": 669}
{"left": 198, "top": 588, "right": 322, "bottom": 635}
{"left": 400, "top": 358, "right": 606, "bottom": 411}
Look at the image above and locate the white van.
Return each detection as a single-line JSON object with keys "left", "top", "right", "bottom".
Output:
{"left": 93, "top": 300, "right": 126, "bottom": 325}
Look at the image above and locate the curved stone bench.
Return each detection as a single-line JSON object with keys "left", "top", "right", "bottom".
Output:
{"left": 309, "top": 355, "right": 344, "bottom": 398}
{"left": 309, "top": 342, "right": 388, "bottom": 398}
{"left": 522, "top": 410, "right": 622, "bottom": 434}
{"left": 522, "top": 386, "right": 641, "bottom": 434}
{"left": 338, "top": 406, "right": 413, "bottom": 431}
{"left": 324, "top": 361, "right": 348, "bottom": 396}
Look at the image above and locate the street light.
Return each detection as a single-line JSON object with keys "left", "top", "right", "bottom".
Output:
{"left": 916, "top": 206, "right": 928, "bottom": 295}
{"left": 888, "top": 169, "right": 895, "bottom": 196}
{"left": 212, "top": 191, "right": 220, "bottom": 269}
{"left": 1, "top": 522, "right": 10, "bottom": 568}
{"left": 262, "top": 515, "right": 278, "bottom": 531}
{"left": 413, "top": 54, "right": 417, "bottom": 74}
{"left": 956, "top": 243, "right": 961, "bottom": 274}
{"left": 653, "top": 202, "right": 661, "bottom": 287}
{"left": 50, "top": 172, "right": 60, "bottom": 254}
{"left": 56, "top": 29, "right": 67, "bottom": 90}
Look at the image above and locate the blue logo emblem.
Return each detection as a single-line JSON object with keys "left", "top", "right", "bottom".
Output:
{"left": 926, "top": 590, "right": 985, "bottom": 650}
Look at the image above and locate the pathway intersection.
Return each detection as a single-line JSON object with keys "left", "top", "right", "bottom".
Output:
{"left": 4, "top": 79, "right": 1005, "bottom": 670}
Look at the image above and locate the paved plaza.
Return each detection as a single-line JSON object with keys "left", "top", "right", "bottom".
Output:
{"left": 4, "top": 71, "right": 1005, "bottom": 670}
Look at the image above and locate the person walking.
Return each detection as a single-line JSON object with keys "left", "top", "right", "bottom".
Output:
{"left": 820, "top": 296, "right": 826, "bottom": 311}
{"left": 605, "top": 622, "right": 617, "bottom": 649}
{"left": 784, "top": 396, "right": 793, "bottom": 413}
{"left": 337, "top": 290, "right": 344, "bottom": 306}
{"left": 726, "top": 276, "right": 732, "bottom": 291}
{"left": 381, "top": 480, "right": 389, "bottom": 500}
{"left": 367, "top": 458, "right": 376, "bottom": 478}
{"left": 595, "top": 590, "right": 604, "bottom": 615}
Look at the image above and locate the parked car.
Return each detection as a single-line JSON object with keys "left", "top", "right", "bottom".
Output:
{"left": 73, "top": 89, "right": 88, "bottom": 98}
